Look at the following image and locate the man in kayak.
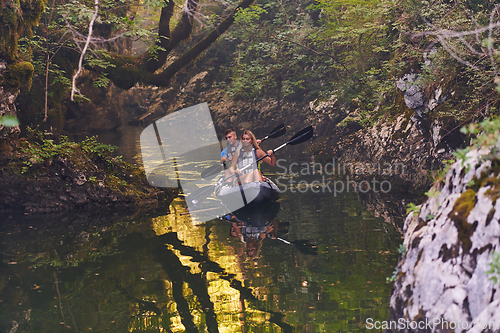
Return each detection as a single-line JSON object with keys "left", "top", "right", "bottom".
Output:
{"left": 230, "top": 129, "right": 276, "bottom": 184}
{"left": 221, "top": 128, "right": 240, "bottom": 181}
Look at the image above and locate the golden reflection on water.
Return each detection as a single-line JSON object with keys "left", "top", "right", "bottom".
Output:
{"left": 150, "top": 197, "right": 261, "bottom": 332}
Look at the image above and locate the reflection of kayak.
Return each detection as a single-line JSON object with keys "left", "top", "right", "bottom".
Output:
{"left": 215, "top": 179, "right": 280, "bottom": 208}
{"left": 232, "top": 201, "right": 280, "bottom": 225}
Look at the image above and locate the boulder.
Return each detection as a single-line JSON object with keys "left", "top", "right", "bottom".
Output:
{"left": 389, "top": 143, "right": 500, "bottom": 332}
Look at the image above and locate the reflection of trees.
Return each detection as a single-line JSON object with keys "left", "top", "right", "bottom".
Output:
{"left": 1, "top": 190, "right": 401, "bottom": 332}
{"left": 3, "top": 217, "right": 293, "bottom": 332}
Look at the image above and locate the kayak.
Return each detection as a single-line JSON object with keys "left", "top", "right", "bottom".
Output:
{"left": 215, "top": 179, "right": 280, "bottom": 210}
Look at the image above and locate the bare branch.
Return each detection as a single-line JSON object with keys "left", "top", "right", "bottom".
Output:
{"left": 71, "top": 0, "right": 99, "bottom": 101}
{"left": 415, "top": 8, "right": 500, "bottom": 73}
{"left": 412, "top": 21, "right": 500, "bottom": 39}
{"left": 488, "top": 5, "right": 500, "bottom": 76}
{"left": 149, "top": 0, "right": 255, "bottom": 86}
{"left": 65, "top": 21, "right": 131, "bottom": 45}
{"left": 436, "top": 34, "right": 480, "bottom": 70}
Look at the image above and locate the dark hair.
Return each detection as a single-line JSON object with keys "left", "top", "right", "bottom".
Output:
{"left": 224, "top": 128, "right": 236, "bottom": 136}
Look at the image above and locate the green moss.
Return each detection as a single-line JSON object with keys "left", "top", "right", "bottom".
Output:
{"left": 449, "top": 189, "right": 478, "bottom": 253}
{"left": 106, "top": 55, "right": 142, "bottom": 90}
{"left": 482, "top": 164, "right": 500, "bottom": 204}
{"left": 449, "top": 189, "right": 476, "bottom": 223}
{"left": 2, "top": 61, "right": 34, "bottom": 91}
{"left": 1, "top": 0, "right": 45, "bottom": 59}
{"left": 19, "top": 0, "right": 45, "bottom": 25}
{"left": 468, "top": 164, "right": 500, "bottom": 204}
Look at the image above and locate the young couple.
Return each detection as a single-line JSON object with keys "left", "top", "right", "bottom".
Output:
{"left": 221, "top": 129, "right": 276, "bottom": 184}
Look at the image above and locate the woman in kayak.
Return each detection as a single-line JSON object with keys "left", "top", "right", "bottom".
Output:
{"left": 230, "top": 129, "right": 276, "bottom": 184}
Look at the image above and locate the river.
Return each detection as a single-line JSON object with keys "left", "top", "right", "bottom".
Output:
{"left": 0, "top": 125, "right": 403, "bottom": 332}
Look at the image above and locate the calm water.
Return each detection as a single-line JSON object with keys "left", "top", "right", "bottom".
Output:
{"left": 0, "top": 127, "right": 402, "bottom": 332}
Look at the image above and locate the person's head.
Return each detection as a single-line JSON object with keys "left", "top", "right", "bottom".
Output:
{"left": 245, "top": 237, "right": 262, "bottom": 258}
{"left": 241, "top": 129, "right": 259, "bottom": 148}
{"left": 224, "top": 129, "right": 237, "bottom": 146}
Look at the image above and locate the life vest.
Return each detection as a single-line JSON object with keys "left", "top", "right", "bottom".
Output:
{"left": 237, "top": 147, "right": 259, "bottom": 175}
{"left": 227, "top": 142, "right": 239, "bottom": 160}
{"left": 221, "top": 142, "right": 239, "bottom": 161}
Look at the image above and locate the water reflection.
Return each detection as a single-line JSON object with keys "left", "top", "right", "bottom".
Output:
{"left": 0, "top": 183, "right": 400, "bottom": 332}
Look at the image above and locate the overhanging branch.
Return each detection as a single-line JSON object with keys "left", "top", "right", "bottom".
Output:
{"left": 149, "top": 0, "right": 255, "bottom": 86}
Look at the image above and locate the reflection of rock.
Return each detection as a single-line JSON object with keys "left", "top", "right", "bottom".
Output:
{"left": 388, "top": 146, "right": 500, "bottom": 331}
{"left": 356, "top": 186, "right": 411, "bottom": 232}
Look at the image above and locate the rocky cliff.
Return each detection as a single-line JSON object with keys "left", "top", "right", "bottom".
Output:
{"left": 388, "top": 141, "right": 500, "bottom": 332}
{"left": 0, "top": 60, "right": 21, "bottom": 151}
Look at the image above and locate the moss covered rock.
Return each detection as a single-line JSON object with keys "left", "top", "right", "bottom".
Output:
{"left": 0, "top": 134, "right": 178, "bottom": 212}
{"left": 388, "top": 144, "right": 500, "bottom": 330}
{"left": 1, "top": 0, "right": 46, "bottom": 60}
{"left": 2, "top": 61, "right": 34, "bottom": 91}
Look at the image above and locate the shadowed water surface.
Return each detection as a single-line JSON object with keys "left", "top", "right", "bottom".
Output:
{"left": 0, "top": 182, "right": 401, "bottom": 332}
{"left": 0, "top": 128, "right": 402, "bottom": 332}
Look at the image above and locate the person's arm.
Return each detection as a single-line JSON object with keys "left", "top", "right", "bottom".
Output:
{"left": 220, "top": 147, "right": 228, "bottom": 163}
{"left": 256, "top": 148, "right": 276, "bottom": 166}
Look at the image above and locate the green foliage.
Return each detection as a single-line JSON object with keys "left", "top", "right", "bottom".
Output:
{"left": 19, "top": 129, "right": 120, "bottom": 173}
{"left": 220, "top": 0, "right": 332, "bottom": 103}
{"left": 233, "top": 5, "right": 267, "bottom": 25}
{"left": 20, "top": 130, "right": 77, "bottom": 172}
{"left": 209, "top": 0, "right": 400, "bottom": 125}
{"left": 425, "top": 187, "right": 440, "bottom": 199}
{"left": 398, "top": 243, "right": 406, "bottom": 256}
{"left": 386, "top": 244, "right": 406, "bottom": 283}
{"left": 386, "top": 266, "right": 399, "bottom": 283}
{"left": 486, "top": 251, "right": 500, "bottom": 286}
{"left": 451, "top": 147, "right": 471, "bottom": 168}
{"left": 80, "top": 135, "right": 120, "bottom": 163}
{"left": 11, "top": 0, "right": 164, "bottom": 130}
{"left": 0, "top": 115, "right": 20, "bottom": 126}
{"left": 406, "top": 202, "right": 421, "bottom": 216}
{"left": 460, "top": 117, "right": 500, "bottom": 151}
{"left": 93, "top": 73, "right": 110, "bottom": 88}
{"left": 447, "top": 116, "right": 500, "bottom": 173}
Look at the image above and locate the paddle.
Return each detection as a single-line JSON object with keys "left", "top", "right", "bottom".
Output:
{"left": 260, "top": 123, "right": 286, "bottom": 142}
{"left": 200, "top": 124, "right": 286, "bottom": 180}
{"left": 272, "top": 236, "right": 318, "bottom": 255}
{"left": 186, "top": 125, "right": 314, "bottom": 204}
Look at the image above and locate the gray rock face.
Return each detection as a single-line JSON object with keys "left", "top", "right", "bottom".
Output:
{"left": 389, "top": 145, "right": 500, "bottom": 332}
{"left": 329, "top": 112, "right": 450, "bottom": 187}
{"left": 0, "top": 60, "right": 21, "bottom": 140}
{"left": 396, "top": 74, "right": 426, "bottom": 113}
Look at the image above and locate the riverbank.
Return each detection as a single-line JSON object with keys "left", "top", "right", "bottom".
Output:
{"left": 0, "top": 132, "right": 177, "bottom": 213}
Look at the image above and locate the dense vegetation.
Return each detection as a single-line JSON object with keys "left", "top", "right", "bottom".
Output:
{"left": 203, "top": 0, "right": 500, "bottom": 126}
{"left": 2, "top": 0, "right": 500, "bottom": 154}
